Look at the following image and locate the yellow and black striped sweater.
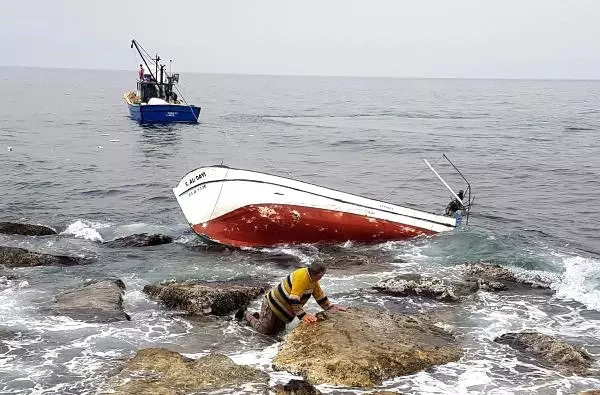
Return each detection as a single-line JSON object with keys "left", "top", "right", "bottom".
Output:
{"left": 266, "top": 267, "right": 332, "bottom": 323}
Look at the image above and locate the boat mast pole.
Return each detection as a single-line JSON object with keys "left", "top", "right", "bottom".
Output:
{"left": 423, "top": 159, "right": 464, "bottom": 205}
{"left": 130, "top": 39, "right": 157, "bottom": 83}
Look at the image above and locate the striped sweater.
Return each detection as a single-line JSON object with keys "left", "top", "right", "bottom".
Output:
{"left": 266, "top": 267, "right": 332, "bottom": 322}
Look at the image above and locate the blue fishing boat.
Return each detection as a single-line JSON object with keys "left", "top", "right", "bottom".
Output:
{"left": 124, "top": 39, "right": 201, "bottom": 124}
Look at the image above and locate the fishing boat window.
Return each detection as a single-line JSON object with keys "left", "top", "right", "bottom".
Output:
{"left": 138, "top": 82, "right": 158, "bottom": 102}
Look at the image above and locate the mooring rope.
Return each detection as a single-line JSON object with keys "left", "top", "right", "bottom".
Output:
{"left": 381, "top": 154, "right": 446, "bottom": 201}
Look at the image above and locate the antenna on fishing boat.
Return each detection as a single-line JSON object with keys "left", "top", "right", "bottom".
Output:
{"left": 423, "top": 156, "right": 473, "bottom": 225}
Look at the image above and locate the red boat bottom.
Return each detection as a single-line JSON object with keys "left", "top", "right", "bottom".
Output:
{"left": 191, "top": 204, "right": 436, "bottom": 248}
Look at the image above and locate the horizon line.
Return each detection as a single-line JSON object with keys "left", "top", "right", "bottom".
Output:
{"left": 1, "top": 64, "right": 599, "bottom": 82}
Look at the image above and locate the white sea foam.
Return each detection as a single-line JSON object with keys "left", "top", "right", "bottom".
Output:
{"left": 553, "top": 254, "right": 600, "bottom": 311}
{"left": 107, "top": 222, "right": 174, "bottom": 240}
{"left": 61, "top": 219, "right": 110, "bottom": 242}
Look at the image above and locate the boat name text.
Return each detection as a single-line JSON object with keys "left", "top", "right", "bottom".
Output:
{"left": 185, "top": 172, "right": 206, "bottom": 187}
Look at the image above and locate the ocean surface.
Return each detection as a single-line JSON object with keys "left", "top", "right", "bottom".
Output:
{"left": 0, "top": 66, "right": 599, "bottom": 394}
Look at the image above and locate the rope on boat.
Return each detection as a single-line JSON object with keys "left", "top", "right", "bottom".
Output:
{"left": 208, "top": 167, "right": 229, "bottom": 222}
{"left": 170, "top": 84, "right": 200, "bottom": 122}
{"left": 381, "top": 154, "right": 445, "bottom": 201}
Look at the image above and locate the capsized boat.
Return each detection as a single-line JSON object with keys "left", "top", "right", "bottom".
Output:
{"left": 173, "top": 159, "right": 472, "bottom": 248}
{"left": 124, "top": 39, "right": 201, "bottom": 123}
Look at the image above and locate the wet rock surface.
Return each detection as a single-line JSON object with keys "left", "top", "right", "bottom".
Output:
{"left": 273, "top": 308, "right": 462, "bottom": 387}
{"left": 373, "top": 262, "right": 552, "bottom": 303}
{"left": 373, "top": 274, "right": 481, "bottom": 302}
{"left": 0, "top": 269, "right": 19, "bottom": 289}
{"left": 273, "top": 379, "right": 322, "bottom": 395}
{"left": 495, "top": 331, "right": 593, "bottom": 375}
{"left": 186, "top": 243, "right": 234, "bottom": 254}
{"left": 144, "top": 279, "right": 269, "bottom": 316}
{"left": 52, "top": 278, "right": 130, "bottom": 323}
{"left": 315, "top": 245, "right": 395, "bottom": 272}
{"left": 104, "top": 348, "right": 269, "bottom": 394}
{"left": 103, "top": 233, "right": 173, "bottom": 248}
{"left": 0, "top": 268, "right": 18, "bottom": 280}
{"left": 0, "top": 222, "right": 57, "bottom": 236}
{"left": 0, "top": 246, "right": 85, "bottom": 267}
{"left": 459, "top": 262, "right": 551, "bottom": 289}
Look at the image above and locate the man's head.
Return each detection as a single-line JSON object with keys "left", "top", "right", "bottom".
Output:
{"left": 458, "top": 190, "right": 464, "bottom": 200}
{"left": 308, "top": 262, "right": 326, "bottom": 281}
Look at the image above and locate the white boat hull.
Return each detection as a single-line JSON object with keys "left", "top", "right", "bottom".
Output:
{"left": 173, "top": 166, "right": 456, "bottom": 248}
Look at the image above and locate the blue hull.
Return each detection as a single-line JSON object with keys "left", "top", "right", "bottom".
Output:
{"left": 127, "top": 103, "right": 201, "bottom": 123}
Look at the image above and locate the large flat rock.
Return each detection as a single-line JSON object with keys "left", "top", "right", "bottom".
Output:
{"left": 103, "top": 348, "right": 269, "bottom": 394}
{"left": 0, "top": 246, "right": 85, "bottom": 267}
{"left": 0, "top": 222, "right": 56, "bottom": 236}
{"left": 144, "top": 279, "right": 269, "bottom": 316}
{"left": 273, "top": 308, "right": 462, "bottom": 387}
{"left": 52, "top": 279, "right": 130, "bottom": 323}
{"left": 495, "top": 331, "right": 593, "bottom": 375}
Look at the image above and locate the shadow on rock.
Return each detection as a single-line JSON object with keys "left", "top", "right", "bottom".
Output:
{"left": 144, "top": 278, "right": 269, "bottom": 316}
{"left": 103, "top": 233, "right": 172, "bottom": 248}
{"left": 273, "top": 308, "right": 462, "bottom": 388}
{"left": 51, "top": 278, "right": 131, "bottom": 323}
{"left": 0, "top": 246, "right": 89, "bottom": 268}
{"left": 0, "top": 222, "right": 57, "bottom": 236}
{"left": 494, "top": 331, "right": 594, "bottom": 376}
{"left": 102, "top": 348, "right": 269, "bottom": 394}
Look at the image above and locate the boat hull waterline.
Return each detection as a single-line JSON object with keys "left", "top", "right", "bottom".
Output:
{"left": 173, "top": 166, "right": 457, "bottom": 248}
{"left": 125, "top": 97, "right": 200, "bottom": 123}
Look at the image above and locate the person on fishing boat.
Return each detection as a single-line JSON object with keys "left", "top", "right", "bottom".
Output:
{"left": 445, "top": 189, "right": 464, "bottom": 217}
{"left": 138, "top": 64, "right": 144, "bottom": 81}
{"left": 237, "top": 262, "right": 346, "bottom": 335}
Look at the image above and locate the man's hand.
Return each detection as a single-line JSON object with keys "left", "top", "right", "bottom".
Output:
{"left": 328, "top": 305, "right": 347, "bottom": 312}
{"left": 302, "top": 314, "right": 318, "bottom": 324}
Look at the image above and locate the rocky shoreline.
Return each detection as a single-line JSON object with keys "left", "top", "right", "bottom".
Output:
{"left": 1, "top": 222, "right": 598, "bottom": 394}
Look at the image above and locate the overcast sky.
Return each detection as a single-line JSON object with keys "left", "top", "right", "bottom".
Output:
{"left": 1, "top": 0, "right": 599, "bottom": 79}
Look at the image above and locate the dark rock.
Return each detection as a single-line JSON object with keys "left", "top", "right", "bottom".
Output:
{"left": 144, "top": 279, "right": 269, "bottom": 316}
{"left": 0, "top": 268, "right": 18, "bottom": 280}
{"left": 318, "top": 254, "right": 376, "bottom": 268}
{"left": 0, "top": 269, "right": 19, "bottom": 289}
{"left": 52, "top": 278, "right": 130, "bottom": 323}
{"left": 314, "top": 246, "right": 394, "bottom": 273}
{"left": 274, "top": 379, "right": 322, "bottom": 395}
{"left": 103, "top": 233, "right": 172, "bottom": 248}
{"left": 273, "top": 308, "right": 462, "bottom": 387}
{"left": 104, "top": 348, "right": 269, "bottom": 394}
{"left": 494, "top": 331, "right": 593, "bottom": 375}
{"left": 373, "top": 274, "right": 480, "bottom": 302}
{"left": 0, "top": 222, "right": 57, "bottom": 236}
{"left": 0, "top": 246, "right": 84, "bottom": 267}
{"left": 459, "top": 262, "right": 551, "bottom": 289}
{"left": 251, "top": 251, "right": 304, "bottom": 269}
{"left": 187, "top": 243, "right": 234, "bottom": 254}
